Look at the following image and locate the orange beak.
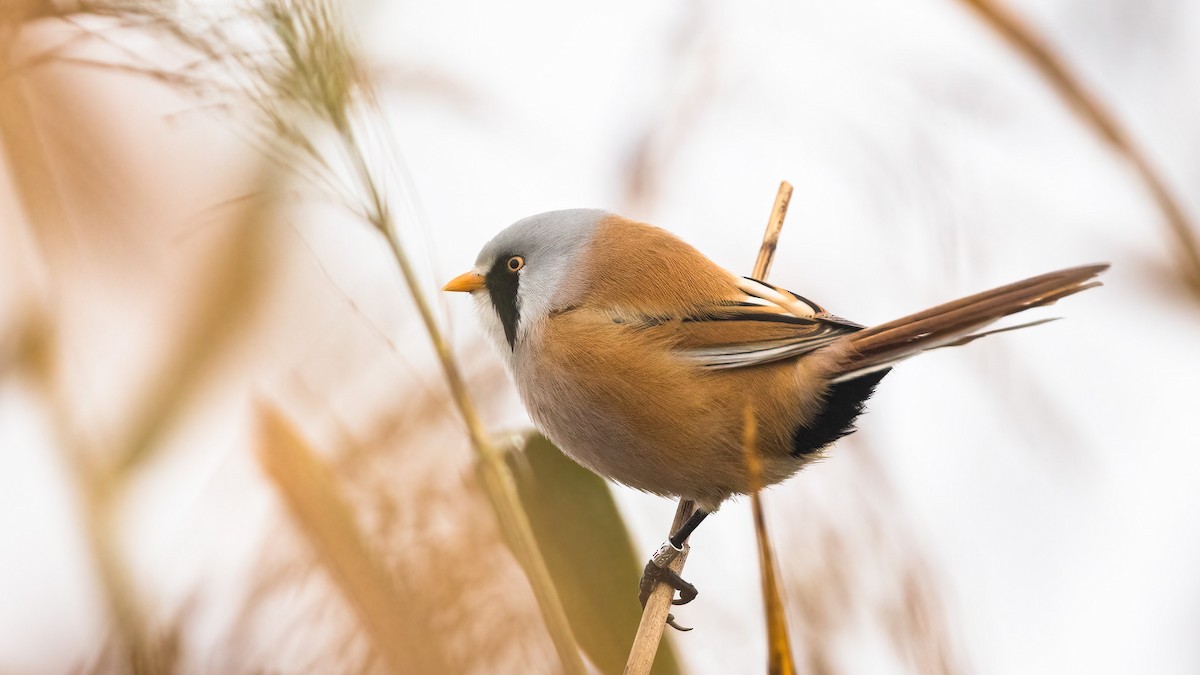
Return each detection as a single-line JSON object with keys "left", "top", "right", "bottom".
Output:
{"left": 443, "top": 271, "right": 486, "bottom": 293}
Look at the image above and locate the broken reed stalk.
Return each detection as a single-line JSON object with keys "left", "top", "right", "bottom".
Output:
{"left": 742, "top": 405, "right": 797, "bottom": 675}
{"left": 624, "top": 181, "right": 795, "bottom": 675}
{"left": 753, "top": 182, "right": 794, "bottom": 282}
{"left": 958, "top": 0, "right": 1200, "bottom": 296}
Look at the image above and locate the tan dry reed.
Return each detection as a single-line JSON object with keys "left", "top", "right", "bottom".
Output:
{"left": 625, "top": 180, "right": 796, "bottom": 674}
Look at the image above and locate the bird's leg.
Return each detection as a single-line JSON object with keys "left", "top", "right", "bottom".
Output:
{"left": 639, "top": 509, "right": 709, "bottom": 629}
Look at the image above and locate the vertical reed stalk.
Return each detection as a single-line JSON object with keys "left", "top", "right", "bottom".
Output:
{"left": 341, "top": 127, "right": 586, "bottom": 675}
{"left": 624, "top": 499, "right": 695, "bottom": 675}
{"left": 742, "top": 405, "right": 796, "bottom": 675}
{"left": 625, "top": 181, "right": 795, "bottom": 674}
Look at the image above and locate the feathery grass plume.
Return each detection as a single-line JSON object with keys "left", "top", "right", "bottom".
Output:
{"left": 26, "top": 1, "right": 588, "bottom": 670}
{"left": 256, "top": 401, "right": 452, "bottom": 674}
{"left": 226, "top": 362, "right": 565, "bottom": 673}
{"left": 957, "top": 0, "right": 1200, "bottom": 298}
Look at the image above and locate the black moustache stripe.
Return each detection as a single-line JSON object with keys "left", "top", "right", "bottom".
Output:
{"left": 485, "top": 255, "right": 521, "bottom": 349}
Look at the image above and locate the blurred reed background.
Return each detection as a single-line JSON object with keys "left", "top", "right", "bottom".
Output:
{"left": 2, "top": 0, "right": 1199, "bottom": 673}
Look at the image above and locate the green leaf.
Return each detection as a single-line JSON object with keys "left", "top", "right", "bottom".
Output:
{"left": 507, "top": 432, "right": 684, "bottom": 675}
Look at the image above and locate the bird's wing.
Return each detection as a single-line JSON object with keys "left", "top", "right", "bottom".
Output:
{"left": 668, "top": 307, "right": 860, "bottom": 370}
{"left": 607, "top": 276, "right": 863, "bottom": 370}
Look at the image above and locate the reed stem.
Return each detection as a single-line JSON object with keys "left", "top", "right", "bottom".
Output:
{"left": 624, "top": 181, "right": 794, "bottom": 674}
{"left": 350, "top": 137, "right": 586, "bottom": 675}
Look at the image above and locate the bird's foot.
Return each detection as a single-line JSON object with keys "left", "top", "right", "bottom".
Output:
{"left": 639, "top": 541, "right": 699, "bottom": 632}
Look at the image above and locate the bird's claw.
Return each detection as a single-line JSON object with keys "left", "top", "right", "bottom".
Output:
{"left": 666, "top": 614, "right": 693, "bottom": 632}
{"left": 638, "top": 559, "right": 699, "bottom": 607}
{"left": 638, "top": 541, "right": 700, "bottom": 631}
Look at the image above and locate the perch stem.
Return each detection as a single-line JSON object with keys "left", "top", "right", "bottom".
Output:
{"left": 624, "top": 180, "right": 794, "bottom": 674}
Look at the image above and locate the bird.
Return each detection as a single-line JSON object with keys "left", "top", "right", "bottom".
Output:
{"left": 443, "top": 208, "right": 1107, "bottom": 616}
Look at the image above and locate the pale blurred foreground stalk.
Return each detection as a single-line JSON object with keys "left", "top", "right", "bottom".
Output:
{"left": 960, "top": 0, "right": 1200, "bottom": 297}
{"left": 1, "top": 16, "right": 277, "bottom": 668}
{"left": 8, "top": 0, "right": 587, "bottom": 671}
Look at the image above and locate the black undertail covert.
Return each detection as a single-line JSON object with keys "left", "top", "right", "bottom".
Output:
{"left": 791, "top": 368, "right": 890, "bottom": 457}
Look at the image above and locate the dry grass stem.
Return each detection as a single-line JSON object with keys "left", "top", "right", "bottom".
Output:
{"left": 742, "top": 405, "right": 796, "bottom": 675}
{"left": 372, "top": 150, "right": 587, "bottom": 675}
{"left": 749, "top": 182, "right": 795, "bottom": 288}
{"left": 626, "top": 180, "right": 796, "bottom": 673}
{"left": 747, "top": 184, "right": 798, "bottom": 673}
{"left": 753, "top": 181, "right": 793, "bottom": 283}
{"left": 959, "top": 0, "right": 1200, "bottom": 296}
{"left": 256, "top": 402, "right": 451, "bottom": 674}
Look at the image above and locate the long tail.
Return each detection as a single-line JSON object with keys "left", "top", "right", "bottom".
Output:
{"left": 831, "top": 263, "right": 1109, "bottom": 382}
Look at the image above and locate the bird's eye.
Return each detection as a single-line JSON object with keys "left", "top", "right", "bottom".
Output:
{"left": 507, "top": 256, "right": 525, "bottom": 272}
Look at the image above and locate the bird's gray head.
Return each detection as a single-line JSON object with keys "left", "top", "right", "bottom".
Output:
{"left": 446, "top": 209, "right": 607, "bottom": 353}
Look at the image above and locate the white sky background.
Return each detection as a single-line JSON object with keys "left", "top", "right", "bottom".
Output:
{"left": 1, "top": 0, "right": 1199, "bottom": 673}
